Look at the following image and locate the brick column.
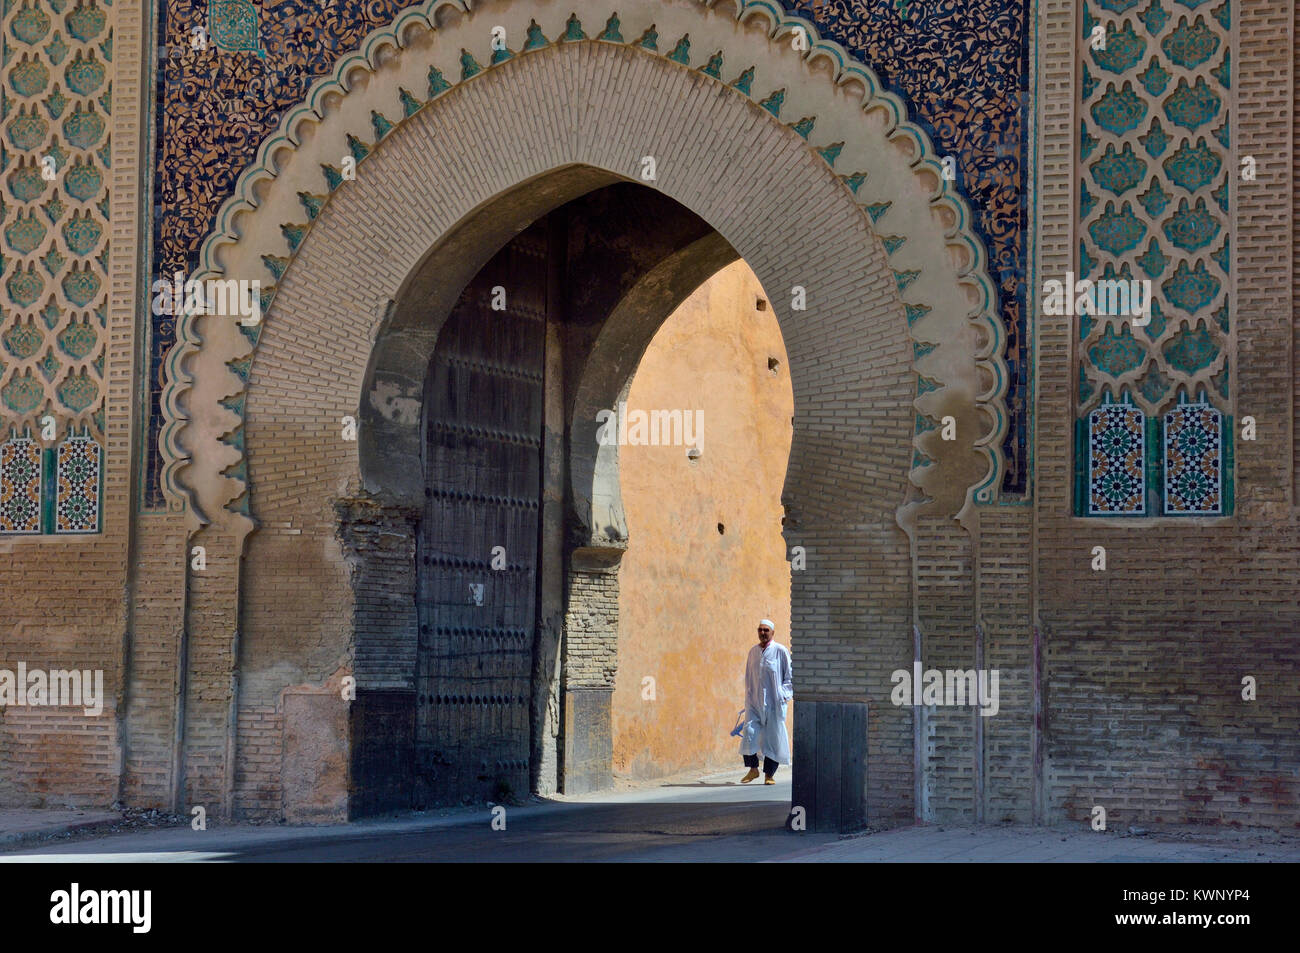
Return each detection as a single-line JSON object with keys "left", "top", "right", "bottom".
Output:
{"left": 181, "top": 525, "right": 245, "bottom": 818}
{"left": 560, "top": 545, "right": 623, "bottom": 794}
{"left": 335, "top": 496, "right": 420, "bottom": 817}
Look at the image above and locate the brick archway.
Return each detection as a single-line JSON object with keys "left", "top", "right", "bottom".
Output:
{"left": 167, "top": 0, "right": 1009, "bottom": 525}
{"left": 165, "top": 2, "right": 1008, "bottom": 827}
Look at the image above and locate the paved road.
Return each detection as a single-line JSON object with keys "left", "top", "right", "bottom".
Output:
{"left": 0, "top": 809, "right": 119, "bottom": 846}
{"left": 4, "top": 771, "right": 1296, "bottom": 862}
{"left": 2, "top": 773, "right": 823, "bottom": 862}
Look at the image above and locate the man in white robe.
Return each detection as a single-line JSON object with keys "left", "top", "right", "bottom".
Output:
{"left": 739, "top": 618, "right": 793, "bottom": 784}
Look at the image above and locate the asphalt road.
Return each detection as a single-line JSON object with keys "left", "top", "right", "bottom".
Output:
{"left": 2, "top": 772, "right": 837, "bottom": 862}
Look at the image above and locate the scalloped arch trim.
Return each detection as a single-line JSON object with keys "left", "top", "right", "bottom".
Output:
{"left": 161, "top": 0, "right": 1009, "bottom": 522}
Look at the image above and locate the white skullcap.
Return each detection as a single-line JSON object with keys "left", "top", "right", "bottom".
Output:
{"left": 759, "top": 619, "right": 776, "bottom": 631}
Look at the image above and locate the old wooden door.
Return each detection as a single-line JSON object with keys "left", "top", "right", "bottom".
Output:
{"left": 416, "top": 229, "right": 548, "bottom": 805}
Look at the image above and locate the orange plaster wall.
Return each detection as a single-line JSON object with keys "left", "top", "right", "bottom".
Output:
{"left": 612, "top": 260, "right": 794, "bottom": 780}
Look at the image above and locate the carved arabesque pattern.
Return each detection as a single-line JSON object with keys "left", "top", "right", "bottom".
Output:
{"left": 149, "top": 0, "right": 1031, "bottom": 506}
{"left": 160, "top": 0, "right": 1012, "bottom": 528}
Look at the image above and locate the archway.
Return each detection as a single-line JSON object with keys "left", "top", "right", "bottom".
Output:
{"left": 165, "top": 2, "right": 1006, "bottom": 830}
{"left": 610, "top": 259, "right": 795, "bottom": 784}
{"left": 404, "top": 181, "right": 736, "bottom": 805}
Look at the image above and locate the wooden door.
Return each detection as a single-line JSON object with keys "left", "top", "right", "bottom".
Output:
{"left": 415, "top": 230, "right": 548, "bottom": 805}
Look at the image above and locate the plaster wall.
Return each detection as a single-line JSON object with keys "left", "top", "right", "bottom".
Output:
{"left": 612, "top": 261, "right": 794, "bottom": 780}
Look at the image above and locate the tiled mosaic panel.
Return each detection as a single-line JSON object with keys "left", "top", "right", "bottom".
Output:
{"left": 1163, "top": 400, "right": 1221, "bottom": 514}
{"left": 55, "top": 431, "right": 99, "bottom": 532}
{"left": 148, "top": 0, "right": 1031, "bottom": 506}
{"left": 209, "top": 1, "right": 258, "bottom": 52}
{"left": 0, "top": 434, "right": 42, "bottom": 533}
{"left": 1077, "top": 0, "right": 1232, "bottom": 419}
{"left": 1088, "top": 402, "right": 1146, "bottom": 515}
{"left": 0, "top": 0, "right": 111, "bottom": 452}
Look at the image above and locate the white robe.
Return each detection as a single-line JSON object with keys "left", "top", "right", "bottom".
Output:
{"left": 739, "top": 640, "right": 793, "bottom": 764}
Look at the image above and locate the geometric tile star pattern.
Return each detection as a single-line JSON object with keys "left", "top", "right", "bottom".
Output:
{"left": 0, "top": 0, "right": 110, "bottom": 533}
{"left": 1077, "top": 0, "right": 1232, "bottom": 516}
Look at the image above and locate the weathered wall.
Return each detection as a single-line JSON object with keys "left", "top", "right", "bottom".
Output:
{"left": 8, "top": 0, "right": 1299, "bottom": 836}
{"left": 1027, "top": 0, "right": 1300, "bottom": 831}
{"left": 612, "top": 261, "right": 793, "bottom": 781}
{"left": 232, "top": 328, "right": 365, "bottom": 820}
{"left": 0, "top": 0, "right": 147, "bottom": 809}
{"left": 194, "top": 25, "right": 929, "bottom": 830}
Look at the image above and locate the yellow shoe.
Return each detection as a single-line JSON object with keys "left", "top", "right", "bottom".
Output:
{"left": 764, "top": 777, "right": 776, "bottom": 785}
{"left": 740, "top": 768, "right": 760, "bottom": 783}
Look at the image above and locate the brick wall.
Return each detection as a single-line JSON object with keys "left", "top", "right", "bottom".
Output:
{"left": 563, "top": 566, "right": 620, "bottom": 690}
{"left": 0, "top": 0, "right": 146, "bottom": 810}
{"left": 7, "top": 1, "right": 1297, "bottom": 833}
{"left": 233, "top": 705, "right": 281, "bottom": 819}
{"left": 978, "top": 507, "right": 1035, "bottom": 824}
{"left": 120, "top": 514, "right": 188, "bottom": 808}
{"left": 1026, "top": 0, "right": 1300, "bottom": 831}
{"left": 337, "top": 499, "right": 420, "bottom": 692}
{"left": 917, "top": 518, "right": 976, "bottom": 823}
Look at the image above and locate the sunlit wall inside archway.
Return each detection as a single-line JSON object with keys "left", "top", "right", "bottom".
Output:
{"left": 612, "top": 260, "right": 794, "bottom": 781}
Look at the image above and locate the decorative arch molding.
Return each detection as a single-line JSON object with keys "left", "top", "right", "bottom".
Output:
{"left": 162, "top": 0, "right": 1009, "bottom": 532}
